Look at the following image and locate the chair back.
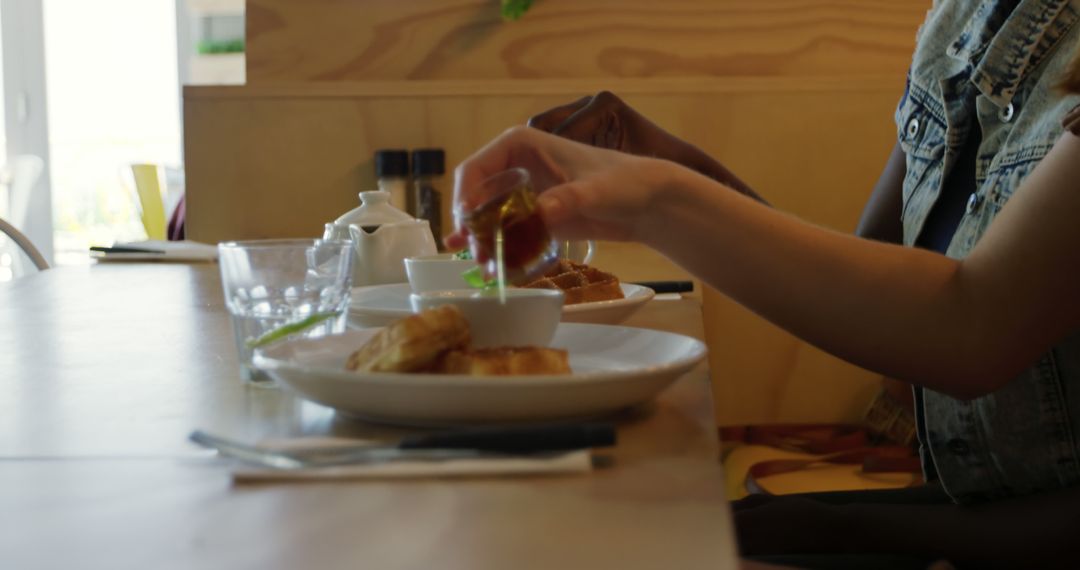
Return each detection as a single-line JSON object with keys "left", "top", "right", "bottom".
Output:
{"left": 0, "top": 156, "right": 47, "bottom": 280}
{"left": 0, "top": 216, "right": 49, "bottom": 278}
{"left": 130, "top": 164, "right": 168, "bottom": 240}
{"left": 703, "top": 283, "right": 881, "bottom": 428}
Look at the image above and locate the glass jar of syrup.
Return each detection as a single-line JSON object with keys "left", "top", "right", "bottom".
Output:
{"left": 462, "top": 168, "right": 559, "bottom": 285}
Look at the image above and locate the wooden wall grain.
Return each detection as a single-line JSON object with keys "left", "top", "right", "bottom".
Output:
{"left": 245, "top": 0, "right": 927, "bottom": 82}
{"left": 185, "top": 0, "right": 932, "bottom": 427}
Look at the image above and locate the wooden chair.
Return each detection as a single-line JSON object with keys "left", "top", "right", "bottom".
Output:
{"left": 704, "top": 288, "right": 921, "bottom": 499}
{"left": 0, "top": 216, "right": 49, "bottom": 273}
{"left": 130, "top": 164, "right": 168, "bottom": 240}
{"left": 0, "top": 156, "right": 47, "bottom": 278}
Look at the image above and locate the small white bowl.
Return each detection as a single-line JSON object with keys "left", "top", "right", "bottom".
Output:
{"left": 409, "top": 288, "right": 564, "bottom": 348}
{"left": 404, "top": 253, "right": 477, "bottom": 293}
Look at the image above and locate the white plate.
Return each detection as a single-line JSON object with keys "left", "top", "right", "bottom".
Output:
{"left": 253, "top": 323, "right": 706, "bottom": 426}
{"left": 348, "top": 283, "right": 655, "bottom": 328}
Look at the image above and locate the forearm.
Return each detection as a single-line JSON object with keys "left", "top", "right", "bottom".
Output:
{"left": 639, "top": 162, "right": 997, "bottom": 399}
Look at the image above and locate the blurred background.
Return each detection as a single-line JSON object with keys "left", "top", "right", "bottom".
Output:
{"left": 0, "top": 0, "right": 929, "bottom": 428}
{"left": 0, "top": 0, "right": 241, "bottom": 279}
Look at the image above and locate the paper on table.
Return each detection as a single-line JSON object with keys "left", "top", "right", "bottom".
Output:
{"left": 91, "top": 240, "right": 218, "bottom": 262}
{"left": 229, "top": 437, "right": 594, "bottom": 484}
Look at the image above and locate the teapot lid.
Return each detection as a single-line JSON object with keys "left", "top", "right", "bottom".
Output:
{"left": 333, "top": 191, "right": 414, "bottom": 227}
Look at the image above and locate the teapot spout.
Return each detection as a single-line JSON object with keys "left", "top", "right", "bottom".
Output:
{"left": 347, "top": 224, "right": 375, "bottom": 243}
{"left": 347, "top": 220, "right": 437, "bottom": 287}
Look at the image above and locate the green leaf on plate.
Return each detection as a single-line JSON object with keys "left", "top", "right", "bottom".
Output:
{"left": 461, "top": 266, "right": 507, "bottom": 290}
{"left": 462, "top": 266, "right": 489, "bottom": 288}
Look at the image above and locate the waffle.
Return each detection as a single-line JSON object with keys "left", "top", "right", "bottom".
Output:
{"left": 522, "top": 260, "right": 625, "bottom": 305}
{"left": 345, "top": 305, "right": 470, "bottom": 373}
{"left": 436, "top": 347, "right": 570, "bottom": 375}
{"left": 345, "top": 307, "right": 571, "bottom": 376}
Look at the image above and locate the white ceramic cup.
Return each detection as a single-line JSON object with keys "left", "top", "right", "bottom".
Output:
{"left": 404, "top": 253, "right": 477, "bottom": 293}
{"left": 409, "top": 288, "right": 564, "bottom": 348}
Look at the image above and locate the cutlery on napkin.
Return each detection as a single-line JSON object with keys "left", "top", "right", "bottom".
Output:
{"left": 189, "top": 423, "right": 616, "bottom": 482}
{"left": 90, "top": 240, "right": 218, "bottom": 262}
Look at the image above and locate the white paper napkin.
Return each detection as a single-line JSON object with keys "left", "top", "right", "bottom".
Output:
{"left": 229, "top": 437, "right": 593, "bottom": 483}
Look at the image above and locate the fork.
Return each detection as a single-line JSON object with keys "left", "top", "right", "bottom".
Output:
{"left": 189, "top": 423, "right": 616, "bottom": 470}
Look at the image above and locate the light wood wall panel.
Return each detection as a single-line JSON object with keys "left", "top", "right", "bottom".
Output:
{"left": 246, "top": 0, "right": 928, "bottom": 83}
{"left": 184, "top": 77, "right": 902, "bottom": 246}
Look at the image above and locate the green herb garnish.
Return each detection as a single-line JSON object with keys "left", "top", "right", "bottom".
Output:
{"left": 462, "top": 266, "right": 505, "bottom": 290}
{"left": 501, "top": 0, "right": 533, "bottom": 21}
{"left": 452, "top": 249, "right": 473, "bottom": 260}
{"left": 245, "top": 312, "right": 337, "bottom": 349}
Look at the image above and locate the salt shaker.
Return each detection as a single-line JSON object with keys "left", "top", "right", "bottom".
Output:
{"left": 375, "top": 149, "right": 410, "bottom": 213}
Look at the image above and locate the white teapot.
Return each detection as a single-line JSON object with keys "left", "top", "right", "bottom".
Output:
{"left": 323, "top": 191, "right": 437, "bottom": 286}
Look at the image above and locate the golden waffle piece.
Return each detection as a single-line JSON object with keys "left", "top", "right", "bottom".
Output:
{"left": 345, "top": 305, "right": 470, "bottom": 373}
{"left": 436, "top": 347, "right": 571, "bottom": 375}
{"left": 522, "top": 260, "right": 625, "bottom": 305}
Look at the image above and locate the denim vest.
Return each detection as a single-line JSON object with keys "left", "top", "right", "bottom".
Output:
{"left": 897, "top": 0, "right": 1080, "bottom": 503}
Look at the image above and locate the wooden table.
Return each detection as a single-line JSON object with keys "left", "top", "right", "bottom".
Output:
{"left": 0, "top": 263, "right": 738, "bottom": 569}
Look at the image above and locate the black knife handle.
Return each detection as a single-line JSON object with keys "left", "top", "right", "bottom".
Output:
{"left": 89, "top": 246, "right": 166, "bottom": 255}
{"left": 632, "top": 281, "right": 693, "bottom": 294}
{"left": 398, "top": 423, "right": 617, "bottom": 453}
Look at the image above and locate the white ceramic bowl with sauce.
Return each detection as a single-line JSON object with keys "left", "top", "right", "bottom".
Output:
{"left": 409, "top": 288, "right": 564, "bottom": 348}
{"left": 403, "top": 253, "right": 477, "bottom": 293}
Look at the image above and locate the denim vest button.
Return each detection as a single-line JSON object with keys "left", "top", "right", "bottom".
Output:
{"left": 947, "top": 438, "right": 971, "bottom": 456}
{"left": 965, "top": 193, "right": 982, "bottom": 214}
{"left": 906, "top": 117, "right": 921, "bottom": 139}
{"left": 1000, "top": 102, "right": 1015, "bottom": 123}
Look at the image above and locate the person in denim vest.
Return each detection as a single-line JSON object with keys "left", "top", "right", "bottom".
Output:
{"left": 448, "top": 2, "right": 1080, "bottom": 566}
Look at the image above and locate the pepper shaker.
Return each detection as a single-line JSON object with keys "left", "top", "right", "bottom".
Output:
{"left": 411, "top": 148, "right": 445, "bottom": 247}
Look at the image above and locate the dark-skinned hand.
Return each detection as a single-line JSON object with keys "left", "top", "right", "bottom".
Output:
{"left": 1064, "top": 104, "right": 1080, "bottom": 136}
{"left": 527, "top": 91, "right": 763, "bottom": 201}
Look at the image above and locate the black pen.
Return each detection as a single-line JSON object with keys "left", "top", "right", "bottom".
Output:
{"left": 89, "top": 246, "right": 167, "bottom": 255}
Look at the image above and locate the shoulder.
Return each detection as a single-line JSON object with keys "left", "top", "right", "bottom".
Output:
{"left": 914, "top": 0, "right": 976, "bottom": 43}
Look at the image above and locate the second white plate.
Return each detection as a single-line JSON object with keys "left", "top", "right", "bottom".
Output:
{"left": 348, "top": 282, "right": 655, "bottom": 328}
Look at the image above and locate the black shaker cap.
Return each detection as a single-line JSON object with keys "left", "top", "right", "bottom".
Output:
{"left": 411, "top": 148, "right": 445, "bottom": 176}
{"left": 375, "top": 149, "right": 409, "bottom": 177}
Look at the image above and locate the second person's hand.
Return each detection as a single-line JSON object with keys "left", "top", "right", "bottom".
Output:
{"left": 528, "top": 91, "right": 760, "bottom": 200}
{"left": 444, "top": 126, "right": 676, "bottom": 255}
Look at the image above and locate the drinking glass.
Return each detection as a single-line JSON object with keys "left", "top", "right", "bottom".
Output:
{"left": 218, "top": 239, "right": 353, "bottom": 386}
{"left": 460, "top": 168, "right": 559, "bottom": 284}
{"left": 559, "top": 240, "right": 596, "bottom": 265}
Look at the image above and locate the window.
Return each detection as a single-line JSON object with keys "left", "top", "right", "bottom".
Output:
{"left": 43, "top": 0, "right": 183, "bottom": 264}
